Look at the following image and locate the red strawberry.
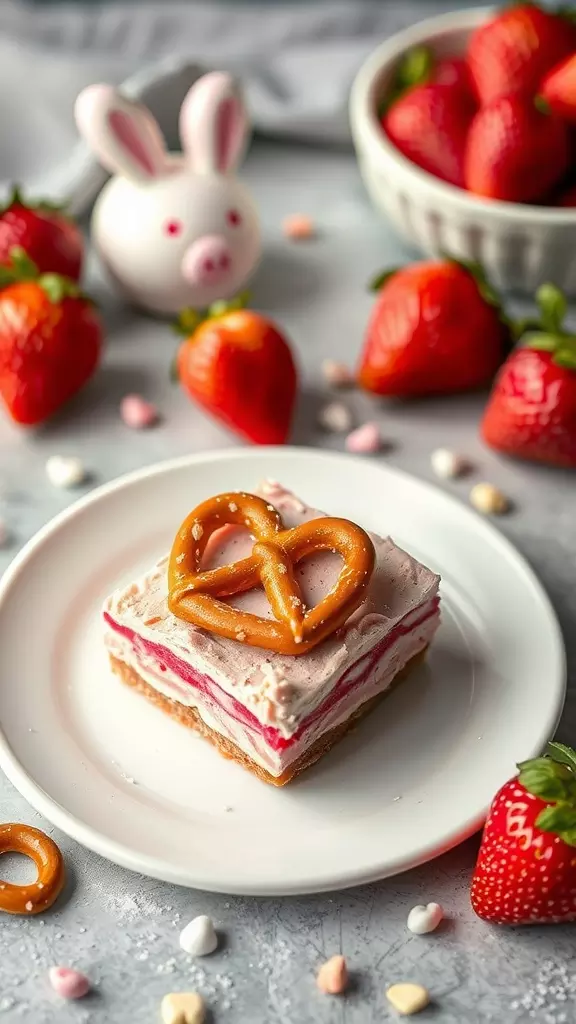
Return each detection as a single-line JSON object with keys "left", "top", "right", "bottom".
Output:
{"left": 432, "top": 56, "right": 475, "bottom": 100}
{"left": 357, "top": 260, "right": 508, "bottom": 398}
{"left": 471, "top": 741, "right": 576, "bottom": 925}
{"left": 541, "top": 53, "right": 576, "bottom": 123}
{"left": 482, "top": 284, "right": 576, "bottom": 467}
{"left": 464, "top": 95, "right": 568, "bottom": 202}
{"left": 0, "top": 250, "right": 101, "bottom": 425}
{"left": 383, "top": 83, "right": 473, "bottom": 187}
{"left": 176, "top": 298, "right": 297, "bottom": 445}
{"left": 0, "top": 187, "right": 83, "bottom": 281}
{"left": 467, "top": 3, "right": 576, "bottom": 107}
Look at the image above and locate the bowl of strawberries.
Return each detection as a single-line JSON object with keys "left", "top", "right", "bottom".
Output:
{"left": 350, "top": 3, "right": 576, "bottom": 294}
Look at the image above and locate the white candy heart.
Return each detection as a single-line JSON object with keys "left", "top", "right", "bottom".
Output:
{"left": 407, "top": 902, "right": 444, "bottom": 935}
{"left": 160, "top": 992, "right": 205, "bottom": 1024}
{"left": 430, "top": 448, "right": 469, "bottom": 479}
{"left": 386, "top": 983, "right": 430, "bottom": 1016}
{"left": 45, "top": 455, "right": 86, "bottom": 489}
{"left": 318, "top": 401, "right": 353, "bottom": 433}
{"left": 179, "top": 915, "right": 218, "bottom": 956}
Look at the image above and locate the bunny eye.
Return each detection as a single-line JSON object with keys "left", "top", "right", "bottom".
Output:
{"left": 226, "top": 209, "right": 242, "bottom": 227}
{"left": 164, "top": 219, "right": 183, "bottom": 237}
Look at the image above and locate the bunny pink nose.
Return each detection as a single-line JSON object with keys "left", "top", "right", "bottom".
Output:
{"left": 182, "top": 236, "right": 233, "bottom": 287}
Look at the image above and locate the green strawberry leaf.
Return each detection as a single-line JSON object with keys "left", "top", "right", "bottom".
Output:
{"left": 173, "top": 307, "right": 206, "bottom": 337}
{"left": 546, "top": 742, "right": 576, "bottom": 774}
{"left": 522, "top": 332, "right": 562, "bottom": 351}
{"left": 208, "top": 290, "right": 251, "bottom": 318}
{"left": 553, "top": 347, "right": 576, "bottom": 370}
{"left": 511, "top": 317, "right": 546, "bottom": 342}
{"left": 396, "top": 46, "right": 434, "bottom": 90}
{"left": 38, "top": 273, "right": 82, "bottom": 304}
{"left": 0, "top": 184, "right": 70, "bottom": 219}
{"left": 518, "top": 757, "right": 576, "bottom": 802}
{"left": 379, "top": 46, "right": 434, "bottom": 115}
{"left": 368, "top": 268, "right": 399, "bottom": 292}
{"left": 536, "top": 282, "right": 567, "bottom": 334}
{"left": 535, "top": 803, "right": 576, "bottom": 835}
{"left": 557, "top": 827, "right": 576, "bottom": 846}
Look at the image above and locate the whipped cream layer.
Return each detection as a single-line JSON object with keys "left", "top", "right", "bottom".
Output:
{"left": 104, "top": 481, "right": 440, "bottom": 776}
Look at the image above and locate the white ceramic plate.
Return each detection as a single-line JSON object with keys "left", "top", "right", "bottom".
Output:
{"left": 0, "top": 449, "right": 565, "bottom": 895}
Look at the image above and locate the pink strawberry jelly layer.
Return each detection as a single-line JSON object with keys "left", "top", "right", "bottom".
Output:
{"left": 104, "top": 596, "right": 438, "bottom": 753}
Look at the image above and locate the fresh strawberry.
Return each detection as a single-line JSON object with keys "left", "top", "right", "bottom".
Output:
{"left": 0, "top": 250, "right": 101, "bottom": 425}
{"left": 541, "top": 53, "right": 576, "bottom": 123}
{"left": 383, "top": 83, "right": 473, "bottom": 187}
{"left": 467, "top": 3, "right": 576, "bottom": 107}
{"left": 357, "top": 260, "right": 508, "bottom": 398}
{"left": 464, "top": 95, "right": 568, "bottom": 202}
{"left": 471, "top": 741, "right": 576, "bottom": 925}
{"left": 432, "top": 56, "right": 475, "bottom": 100}
{"left": 176, "top": 297, "right": 297, "bottom": 445}
{"left": 482, "top": 283, "right": 576, "bottom": 467}
{"left": 0, "top": 187, "right": 83, "bottom": 281}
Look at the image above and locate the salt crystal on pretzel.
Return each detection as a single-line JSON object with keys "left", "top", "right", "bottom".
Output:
{"left": 168, "top": 492, "right": 376, "bottom": 656}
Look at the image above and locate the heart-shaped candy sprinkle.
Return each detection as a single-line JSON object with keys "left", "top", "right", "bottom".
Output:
{"left": 386, "top": 983, "right": 430, "bottom": 1015}
{"left": 179, "top": 915, "right": 218, "bottom": 956}
{"left": 160, "top": 992, "right": 205, "bottom": 1024}
{"left": 316, "top": 954, "right": 348, "bottom": 994}
{"left": 48, "top": 966, "right": 90, "bottom": 999}
{"left": 407, "top": 902, "right": 443, "bottom": 934}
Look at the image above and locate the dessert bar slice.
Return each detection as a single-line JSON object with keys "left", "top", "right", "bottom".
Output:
{"left": 103, "top": 481, "right": 440, "bottom": 785}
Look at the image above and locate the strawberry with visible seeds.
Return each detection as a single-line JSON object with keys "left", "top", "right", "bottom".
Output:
{"left": 471, "top": 742, "right": 576, "bottom": 925}
{"left": 0, "top": 250, "right": 101, "bottom": 425}
{"left": 541, "top": 53, "right": 576, "bottom": 123}
{"left": 175, "top": 296, "right": 297, "bottom": 445}
{"left": 482, "top": 283, "right": 576, "bottom": 467}
{"left": 381, "top": 46, "right": 475, "bottom": 187}
{"left": 467, "top": 3, "right": 576, "bottom": 107}
{"left": 383, "top": 83, "right": 473, "bottom": 188}
{"left": 357, "top": 259, "right": 509, "bottom": 398}
{"left": 0, "top": 187, "right": 84, "bottom": 281}
{"left": 464, "top": 95, "right": 569, "bottom": 203}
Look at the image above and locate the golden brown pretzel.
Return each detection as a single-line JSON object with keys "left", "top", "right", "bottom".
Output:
{"left": 0, "top": 823, "right": 65, "bottom": 915}
{"left": 168, "top": 492, "right": 375, "bottom": 655}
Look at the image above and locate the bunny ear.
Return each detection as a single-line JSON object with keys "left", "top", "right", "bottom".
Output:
{"left": 179, "top": 72, "right": 249, "bottom": 176}
{"left": 74, "top": 84, "right": 167, "bottom": 182}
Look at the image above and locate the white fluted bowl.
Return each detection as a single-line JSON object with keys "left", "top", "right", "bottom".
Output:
{"left": 350, "top": 7, "right": 576, "bottom": 295}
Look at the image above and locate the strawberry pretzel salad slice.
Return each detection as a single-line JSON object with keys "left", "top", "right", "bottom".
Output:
{"left": 103, "top": 482, "right": 440, "bottom": 785}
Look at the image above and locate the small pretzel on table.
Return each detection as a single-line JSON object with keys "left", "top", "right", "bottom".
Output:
{"left": 168, "top": 492, "right": 376, "bottom": 656}
{"left": 0, "top": 823, "right": 66, "bottom": 915}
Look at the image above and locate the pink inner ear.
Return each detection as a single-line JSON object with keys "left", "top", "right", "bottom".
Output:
{"left": 108, "top": 110, "right": 157, "bottom": 176}
{"left": 216, "top": 97, "right": 242, "bottom": 173}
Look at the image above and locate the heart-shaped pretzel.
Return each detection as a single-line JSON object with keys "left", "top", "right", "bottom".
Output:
{"left": 168, "top": 492, "right": 375, "bottom": 655}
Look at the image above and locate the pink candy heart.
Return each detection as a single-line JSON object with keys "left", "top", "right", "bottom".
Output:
{"left": 49, "top": 966, "right": 90, "bottom": 1000}
{"left": 120, "top": 394, "right": 159, "bottom": 429}
{"left": 345, "top": 421, "right": 382, "bottom": 454}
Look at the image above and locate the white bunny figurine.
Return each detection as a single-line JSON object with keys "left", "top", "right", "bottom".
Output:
{"left": 74, "top": 72, "right": 261, "bottom": 316}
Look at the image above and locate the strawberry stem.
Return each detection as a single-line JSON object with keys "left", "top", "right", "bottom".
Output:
{"left": 0, "top": 184, "right": 70, "bottom": 218}
{"left": 368, "top": 268, "right": 399, "bottom": 292}
{"left": 0, "top": 246, "right": 86, "bottom": 303}
{"left": 518, "top": 742, "right": 576, "bottom": 847}
{"left": 378, "top": 45, "right": 434, "bottom": 115}
{"left": 520, "top": 283, "right": 576, "bottom": 369}
{"left": 173, "top": 291, "right": 251, "bottom": 337}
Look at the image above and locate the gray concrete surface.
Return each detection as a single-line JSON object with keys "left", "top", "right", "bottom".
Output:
{"left": 0, "top": 141, "right": 575, "bottom": 1023}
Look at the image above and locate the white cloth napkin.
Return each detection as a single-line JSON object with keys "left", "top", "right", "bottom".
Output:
{"left": 0, "top": 0, "right": 479, "bottom": 213}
